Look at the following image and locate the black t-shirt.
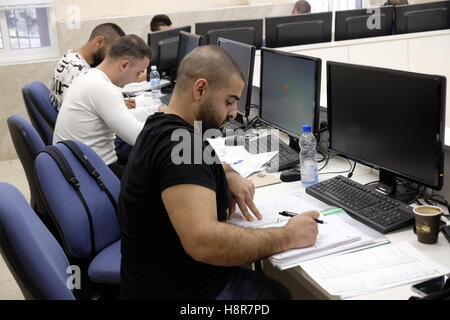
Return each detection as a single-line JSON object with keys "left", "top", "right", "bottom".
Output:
{"left": 119, "top": 113, "right": 235, "bottom": 299}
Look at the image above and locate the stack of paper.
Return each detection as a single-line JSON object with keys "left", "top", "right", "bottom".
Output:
{"left": 299, "top": 242, "right": 450, "bottom": 298}
{"left": 228, "top": 191, "right": 389, "bottom": 269}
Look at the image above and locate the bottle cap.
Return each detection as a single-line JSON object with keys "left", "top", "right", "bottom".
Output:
{"left": 151, "top": 65, "right": 157, "bottom": 70}
{"left": 302, "top": 125, "right": 312, "bottom": 133}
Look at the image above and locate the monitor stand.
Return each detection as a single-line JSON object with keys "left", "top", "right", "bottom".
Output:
{"left": 368, "top": 170, "right": 419, "bottom": 204}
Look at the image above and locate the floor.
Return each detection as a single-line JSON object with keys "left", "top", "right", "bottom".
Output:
{"left": 0, "top": 159, "right": 29, "bottom": 300}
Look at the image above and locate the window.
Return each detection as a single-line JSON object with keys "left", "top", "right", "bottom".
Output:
{"left": 0, "top": 0, "right": 59, "bottom": 64}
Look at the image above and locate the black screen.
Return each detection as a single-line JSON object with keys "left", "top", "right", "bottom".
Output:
{"left": 395, "top": 1, "right": 450, "bottom": 34}
{"left": 260, "top": 49, "right": 320, "bottom": 138}
{"left": 335, "top": 7, "right": 394, "bottom": 41}
{"left": 265, "top": 12, "right": 332, "bottom": 48}
{"left": 327, "top": 62, "right": 446, "bottom": 189}
{"left": 218, "top": 38, "right": 255, "bottom": 117}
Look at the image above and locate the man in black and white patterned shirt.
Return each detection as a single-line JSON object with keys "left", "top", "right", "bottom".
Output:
{"left": 51, "top": 23, "right": 126, "bottom": 110}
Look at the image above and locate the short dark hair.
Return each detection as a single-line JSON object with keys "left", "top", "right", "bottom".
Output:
{"left": 88, "top": 23, "right": 125, "bottom": 43}
{"left": 176, "top": 45, "right": 244, "bottom": 92}
{"left": 108, "top": 34, "right": 153, "bottom": 61}
{"left": 150, "top": 14, "right": 172, "bottom": 32}
{"left": 292, "top": 0, "right": 311, "bottom": 14}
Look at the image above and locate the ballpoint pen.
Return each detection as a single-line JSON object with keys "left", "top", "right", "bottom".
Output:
{"left": 278, "top": 211, "right": 324, "bottom": 224}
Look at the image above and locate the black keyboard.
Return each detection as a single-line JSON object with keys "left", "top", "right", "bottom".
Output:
{"left": 305, "top": 175, "right": 414, "bottom": 233}
{"left": 245, "top": 134, "right": 299, "bottom": 172}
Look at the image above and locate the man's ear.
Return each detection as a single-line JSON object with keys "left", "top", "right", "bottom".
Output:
{"left": 192, "top": 79, "right": 208, "bottom": 101}
{"left": 94, "top": 35, "right": 105, "bottom": 48}
{"left": 119, "top": 58, "right": 131, "bottom": 72}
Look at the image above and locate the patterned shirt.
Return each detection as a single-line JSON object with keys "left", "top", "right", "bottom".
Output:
{"left": 50, "top": 50, "right": 90, "bottom": 110}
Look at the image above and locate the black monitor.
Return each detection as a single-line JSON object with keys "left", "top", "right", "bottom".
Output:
{"left": 147, "top": 25, "right": 191, "bottom": 77}
{"left": 335, "top": 6, "right": 394, "bottom": 41}
{"left": 395, "top": 1, "right": 450, "bottom": 34}
{"left": 265, "top": 12, "right": 332, "bottom": 48}
{"left": 218, "top": 38, "right": 255, "bottom": 118}
{"left": 176, "top": 31, "right": 203, "bottom": 69}
{"left": 195, "top": 19, "right": 263, "bottom": 48}
{"left": 259, "top": 48, "right": 321, "bottom": 139}
{"left": 327, "top": 61, "right": 446, "bottom": 201}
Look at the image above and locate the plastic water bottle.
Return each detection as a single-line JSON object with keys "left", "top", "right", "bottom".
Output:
{"left": 299, "top": 124, "right": 318, "bottom": 186}
{"left": 149, "top": 65, "right": 161, "bottom": 99}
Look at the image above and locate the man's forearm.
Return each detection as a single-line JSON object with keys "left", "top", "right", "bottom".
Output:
{"left": 191, "top": 221, "right": 292, "bottom": 266}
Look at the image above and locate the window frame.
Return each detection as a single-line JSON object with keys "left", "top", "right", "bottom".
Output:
{"left": 0, "top": 3, "right": 60, "bottom": 65}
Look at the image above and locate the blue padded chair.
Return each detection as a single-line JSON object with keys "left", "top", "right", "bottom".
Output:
{"left": 0, "top": 183, "right": 75, "bottom": 300}
{"left": 34, "top": 141, "right": 121, "bottom": 284}
{"left": 22, "top": 81, "right": 58, "bottom": 145}
{"left": 7, "top": 115, "right": 49, "bottom": 224}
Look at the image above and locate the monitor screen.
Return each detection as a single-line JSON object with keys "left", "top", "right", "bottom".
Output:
{"left": 218, "top": 38, "right": 255, "bottom": 117}
{"left": 265, "top": 12, "right": 332, "bottom": 48}
{"left": 259, "top": 48, "right": 321, "bottom": 138}
{"left": 147, "top": 26, "right": 191, "bottom": 75}
{"left": 176, "top": 31, "right": 202, "bottom": 69}
{"left": 195, "top": 19, "right": 263, "bottom": 48}
{"left": 395, "top": 1, "right": 450, "bottom": 34}
{"left": 335, "top": 7, "right": 394, "bottom": 41}
{"left": 327, "top": 61, "right": 446, "bottom": 190}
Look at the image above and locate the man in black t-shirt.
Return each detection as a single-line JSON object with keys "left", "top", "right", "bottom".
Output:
{"left": 118, "top": 45, "right": 320, "bottom": 299}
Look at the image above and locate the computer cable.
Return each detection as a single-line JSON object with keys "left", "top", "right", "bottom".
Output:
{"left": 347, "top": 161, "right": 357, "bottom": 179}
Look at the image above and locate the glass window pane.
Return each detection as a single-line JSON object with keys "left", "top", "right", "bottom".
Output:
{"left": 6, "top": 7, "right": 51, "bottom": 50}
{"left": 0, "top": 28, "right": 3, "bottom": 49}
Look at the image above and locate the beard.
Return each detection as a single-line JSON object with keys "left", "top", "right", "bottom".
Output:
{"left": 91, "top": 49, "right": 106, "bottom": 68}
{"left": 198, "top": 97, "right": 227, "bottom": 133}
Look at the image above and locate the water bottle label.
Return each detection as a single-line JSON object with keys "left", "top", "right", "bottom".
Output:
{"left": 150, "top": 79, "right": 160, "bottom": 89}
{"left": 301, "top": 161, "right": 318, "bottom": 185}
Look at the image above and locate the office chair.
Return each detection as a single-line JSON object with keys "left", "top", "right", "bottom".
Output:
{"left": 6, "top": 115, "right": 55, "bottom": 230}
{"left": 22, "top": 81, "right": 58, "bottom": 145}
{"left": 34, "top": 141, "right": 121, "bottom": 286}
{"left": 0, "top": 182, "right": 75, "bottom": 300}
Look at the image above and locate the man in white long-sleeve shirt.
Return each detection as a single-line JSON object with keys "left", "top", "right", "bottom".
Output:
{"left": 53, "top": 34, "right": 155, "bottom": 178}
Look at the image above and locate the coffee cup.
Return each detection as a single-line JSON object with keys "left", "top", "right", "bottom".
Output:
{"left": 413, "top": 205, "right": 442, "bottom": 244}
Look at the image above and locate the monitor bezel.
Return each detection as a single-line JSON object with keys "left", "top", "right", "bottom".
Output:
{"left": 176, "top": 31, "right": 203, "bottom": 70}
{"left": 326, "top": 60, "right": 446, "bottom": 190}
{"left": 395, "top": 1, "right": 450, "bottom": 34}
{"left": 217, "top": 37, "right": 256, "bottom": 118}
{"left": 258, "top": 47, "right": 322, "bottom": 139}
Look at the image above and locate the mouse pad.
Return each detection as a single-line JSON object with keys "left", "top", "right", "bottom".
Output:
{"left": 247, "top": 172, "right": 281, "bottom": 188}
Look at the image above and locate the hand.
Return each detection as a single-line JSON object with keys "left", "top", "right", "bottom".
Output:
{"left": 137, "top": 70, "right": 147, "bottom": 82}
{"left": 124, "top": 98, "right": 136, "bottom": 109}
{"left": 158, "top": 104, "right": 169, "bottom": 112}
{"left": 226, "top": 170, "right": 262, "bottom": 222}
{"left": 284, "top": 211, "right": 320, "bottom": 248}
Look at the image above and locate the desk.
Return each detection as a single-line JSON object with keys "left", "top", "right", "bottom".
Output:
{"left": 254, "top": 156, "right": 450, "bottom": 300}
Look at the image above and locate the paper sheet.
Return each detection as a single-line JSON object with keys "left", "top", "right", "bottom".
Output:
{"left": 300, "top": 242, "right": 450, "bottom": 298}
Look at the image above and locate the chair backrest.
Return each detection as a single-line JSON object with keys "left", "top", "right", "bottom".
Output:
{"left": 34, "top": 141, "right": 121, "bottom": 259}
{"left": 7, "top": 115, "right": 46, "bottom": 214}
{"left": 0, "top": 183, "right": 75, "bottom": 300}
{"left": 22, "top": 81, "right": 58, "bottom": 145}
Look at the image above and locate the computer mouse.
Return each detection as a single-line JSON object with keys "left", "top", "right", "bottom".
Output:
{"left": 280, "top": 169, "right": 301, "bottom": 182}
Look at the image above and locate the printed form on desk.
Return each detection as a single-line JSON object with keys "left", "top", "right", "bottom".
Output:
{"left": 299, "top": 242, "right": 450, "bottom": 298}
{"left": 228, "top": 191, "right": 388, "bottom": 269}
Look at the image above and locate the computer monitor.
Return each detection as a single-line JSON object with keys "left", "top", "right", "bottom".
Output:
{"left": 147, "top": 25, "right": 191, "bottom": 77}
{"left": 335, "top": 6, "right": 394, "bottom": 41}
{"left": 259, "top": 48, "right": 321, "bottom": 139}
{"left": 327, "top": 61, "right": 446, "bottom": 201}
{"left": 176, "top": 31, "right": 203, "bottom": 69}
{"left": 395, "top": 1, "right": 450, "bottom": 34}
{"left": 265, "top": 12, "right": 332, "bottom": 48}
{"left": 217, "top": 38, "right": 255, "bottom": 118}
{"left": 195, "top": 19, "right": 263, "bottom": 49}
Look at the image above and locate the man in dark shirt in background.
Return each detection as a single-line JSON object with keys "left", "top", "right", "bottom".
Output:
{"left": 118, "top": 45, "right": 320, "bottom": 299}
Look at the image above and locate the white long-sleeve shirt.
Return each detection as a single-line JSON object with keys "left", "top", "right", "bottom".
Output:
{"left": 53, "top": 68, "right": 154, "bottom": 165}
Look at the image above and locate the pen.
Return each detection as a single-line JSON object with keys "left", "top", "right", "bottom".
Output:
{"left": 278, "top": 211, "right": 324, "bottom": 224}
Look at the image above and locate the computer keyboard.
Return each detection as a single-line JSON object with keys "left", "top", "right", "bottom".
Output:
{"left": 305, "top": 175, "right": 414, "bottom": 233}
{"left": 245, "top": 134, "right": 299, "bottom": 172}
